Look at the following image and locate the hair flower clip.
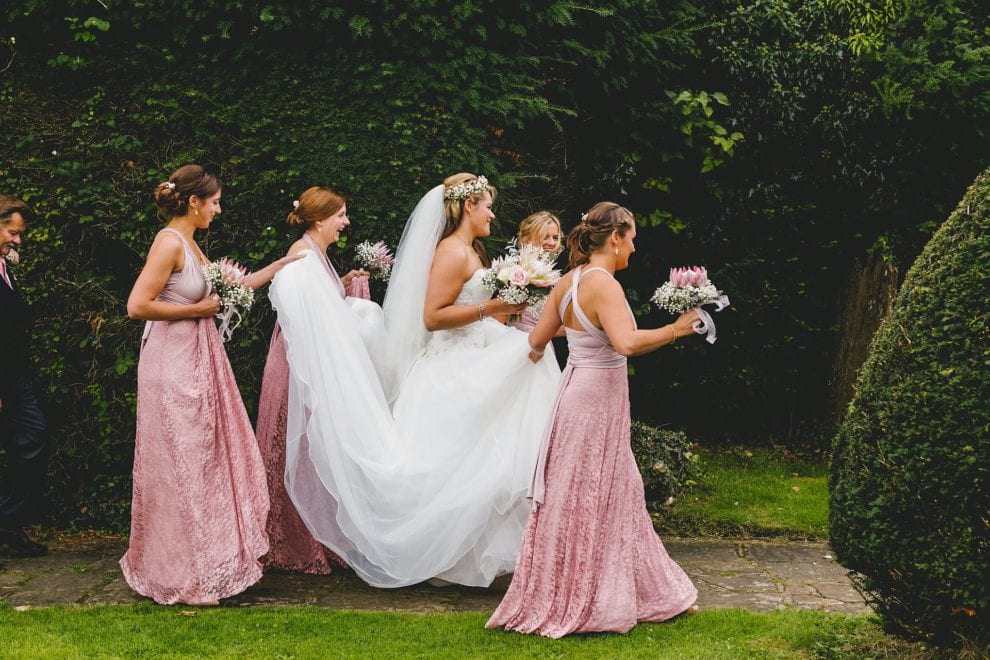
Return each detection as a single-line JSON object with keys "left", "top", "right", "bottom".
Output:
{"left": 292, "top": 200, "right": 300, "bottom": 209}
{"left": 165, "top": 182, "right": 176, "bottom": 190}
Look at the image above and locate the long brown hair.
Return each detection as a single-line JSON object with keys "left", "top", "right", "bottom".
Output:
{"left": 441, "top": 172, "right": 494, "bottom": 267}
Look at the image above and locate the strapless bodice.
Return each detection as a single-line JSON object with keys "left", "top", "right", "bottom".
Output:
{"left": 422, "top": 269, "right": 491, "bottom": 358}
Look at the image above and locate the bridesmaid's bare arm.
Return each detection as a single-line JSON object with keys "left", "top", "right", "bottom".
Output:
{"left": 127, "top": 233, "right": 219, "bottom": 321}
{"left": 242, "top": 253, "right": 305, "bottom": 290}
{"left": 590, "top": 275, "right": 699, "bottom": 357}
{"left": 528, "top": 281, "right": 565, "bottom": 361}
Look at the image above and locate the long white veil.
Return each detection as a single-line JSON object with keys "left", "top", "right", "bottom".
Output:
{"left": 269, "top": 186, "right": 562, "bottom": 588}
{"left": 380, "top": 184, "right": 445, "bottom": 404}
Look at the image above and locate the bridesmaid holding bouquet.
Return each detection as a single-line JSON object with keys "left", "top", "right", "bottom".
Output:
{"left": 487, "top": 202, "right": 700, "bottom": 637}
{"left": 121, "top": 163, "right": 296, "bottom": 605}
{"left": 507, "top": 211, "right": 563, "bottom": 334}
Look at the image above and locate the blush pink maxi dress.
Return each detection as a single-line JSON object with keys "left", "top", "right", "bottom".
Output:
{"left": 487, "top": 266, "right": 697, "bottom": 637}
{"left": 120, "top": 228, "right": 270, "bottom": 604}
{"left": 255, "top": 236, "right": 357, "bottom": 574}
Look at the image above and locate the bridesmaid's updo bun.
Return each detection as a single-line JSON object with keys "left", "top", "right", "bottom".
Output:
{"left": 153, "top": 164, "right": 222, "bottom": 221}
{"left": 566, "top": 202, "right": 634, "bottom": 270}
{"left": 285, "top": 186, "right": 346, "bottom": 234}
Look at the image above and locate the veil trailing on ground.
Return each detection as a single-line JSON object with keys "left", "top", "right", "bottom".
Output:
{"left": 272, "top": 249, "right": 525, "bottom": 587}
{"left": 269, "top": 186, "right": 562, "bottom": 588}
{"left": 380, "top": 184, "right": 445, "bottom": 405}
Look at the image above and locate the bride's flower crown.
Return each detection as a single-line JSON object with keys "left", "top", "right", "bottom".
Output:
{"left": 443, "top": 176, "right": 490, "bottom": 201}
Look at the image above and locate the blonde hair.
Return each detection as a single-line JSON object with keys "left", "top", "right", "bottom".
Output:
{"left": 441, "top": 172, "right": 495, "bottom": 266}
{"left": 517, "top": 211, "right": 562, "bottom": 248}
{"left": 566, "top": 202, "right": 634, "bottom": 270}
{"left": 286, "top": 186, "right": 346, "bottom": 234}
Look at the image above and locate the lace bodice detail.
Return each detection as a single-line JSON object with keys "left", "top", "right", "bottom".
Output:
{"left": 421, "top": 269, "right": 491, "bottom": 358}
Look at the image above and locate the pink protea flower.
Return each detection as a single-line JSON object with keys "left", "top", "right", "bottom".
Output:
{"left": 669, "top": 266, "right": 709, "bottom": 287}
{"left": 217, "top": 257, "right": 249, "bottom": 285}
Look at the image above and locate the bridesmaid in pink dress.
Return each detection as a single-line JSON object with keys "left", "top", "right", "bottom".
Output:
{"left": 508, "top": 211, "right": 563, "bottom": 334}
{"left": 121, "top": 164, "right": 298, "bottom": 605}
{"left": 255, "top": 186, "right": 368, "bottom": 574}
{"left": 487, "top": 202, "right": 701, "bottom": 638}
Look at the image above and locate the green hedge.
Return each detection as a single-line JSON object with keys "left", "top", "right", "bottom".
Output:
{"left": 630, "top": 421, "right": 700, "bottom": 508}
{"left": 829, "top": 168, "right": 990, "bottom": 643}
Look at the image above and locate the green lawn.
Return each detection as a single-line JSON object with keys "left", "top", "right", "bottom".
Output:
{"left": 0, "top": 604, "right": 923, "bottom": 659}
{"left": 657, "top": 447, "right": 829, "bottom": 540}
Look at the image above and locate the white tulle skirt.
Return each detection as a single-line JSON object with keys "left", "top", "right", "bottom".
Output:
{"left": 270, "top": 250, "right": 560, "bottom": 587}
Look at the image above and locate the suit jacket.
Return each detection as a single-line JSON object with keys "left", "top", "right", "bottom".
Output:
{"left": 0, "top": 261, "right": 31, "bottom": 399}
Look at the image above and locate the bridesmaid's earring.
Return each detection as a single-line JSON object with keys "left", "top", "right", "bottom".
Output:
{"left": 614, "top": 247, "right": 619, "bottom": 255}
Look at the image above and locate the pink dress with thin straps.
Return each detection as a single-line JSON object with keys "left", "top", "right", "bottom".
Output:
{"left": 255, "top": 236, "right": 352, "bottom": 573}
{"left": 120, "top": 228, "right": 270, "bottom": 604}
{"left": 487, "top": 266, "right": 697, "bottom": 637}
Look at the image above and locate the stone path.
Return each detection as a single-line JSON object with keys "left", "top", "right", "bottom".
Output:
{"left": 0, "top": 537, "right": 867, "bottom": 614}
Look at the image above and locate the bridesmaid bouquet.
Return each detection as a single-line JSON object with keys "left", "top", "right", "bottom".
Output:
{"left": 202, "top": 257, "right": 255, "bottom": 342}
{"left": 651, "top": 266, "right": 730, "bottom": 344}
{"left": 354, "top": 240, "right": 395, "bottom": 281}
{"left": 482, "top": 243, "right": 562, "bottom": 306}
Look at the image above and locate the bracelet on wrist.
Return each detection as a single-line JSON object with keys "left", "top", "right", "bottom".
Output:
{"left": 478, "top": 303, "right": 487, "bottom": 321}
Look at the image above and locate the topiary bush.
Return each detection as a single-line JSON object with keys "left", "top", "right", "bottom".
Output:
{"left": 830, "top": 168, "right": 990, "bottom": 644}
{"left": 630, "top": 421, "right": 699, "bottom": 508}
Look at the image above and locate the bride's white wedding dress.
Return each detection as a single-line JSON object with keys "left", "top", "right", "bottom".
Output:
{"left": 269, "top": 186, "right": 561, "bottom": 588}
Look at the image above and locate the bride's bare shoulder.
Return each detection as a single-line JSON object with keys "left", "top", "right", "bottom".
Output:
{"left": 435, "top": 235, "right": 469, "bottom": 253}
{"left": 433, "top": 237, "right": 471, "bottom": 263}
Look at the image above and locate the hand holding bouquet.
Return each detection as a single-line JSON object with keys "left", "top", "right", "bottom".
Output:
{"left": 482, "top": 243, "right": 562, "bottom": 312}
{"left": 651, "top": 266, "right": 729, "bottom": 344}
{"left": 202, "top": 257, "right": 255, "bottom": 342}
{"left": 354, "top": 240, "right": 395, "bottom": 281}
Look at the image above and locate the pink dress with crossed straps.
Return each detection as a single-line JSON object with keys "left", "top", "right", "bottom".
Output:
{"left": 120, "top": 228, "right": 270, "bottom": 604}
{"left": 487, "top": 266, "right": 697, "bottom": 637}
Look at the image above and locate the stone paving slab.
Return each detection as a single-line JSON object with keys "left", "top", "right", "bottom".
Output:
{"left": 0, "top": 538, "right": 868, "bottom": 615}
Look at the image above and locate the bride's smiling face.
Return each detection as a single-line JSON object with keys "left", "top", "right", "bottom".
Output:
{"left": 319, "top": 203, "right": 350, "bottom": 242}
{"left": 463, "top": 192, "right": 495, "bottom": 238}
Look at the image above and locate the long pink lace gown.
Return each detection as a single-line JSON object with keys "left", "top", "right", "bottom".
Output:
{"left": 120, "top": 228, "right": 270, "bottom": 605}
{"left": 255, "top": 237, "right": 353, "bottom": 574}
{"left": 487, "top": 266, "right": 697, "bottom": 638}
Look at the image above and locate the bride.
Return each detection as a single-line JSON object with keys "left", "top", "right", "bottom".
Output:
{"left": 269, "top": 173, "right": 561, "bottom": 588}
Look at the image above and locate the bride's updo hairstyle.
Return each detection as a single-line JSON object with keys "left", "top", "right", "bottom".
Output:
{"left": 566, "top": 201, "right": 634, "bottom": 270}
{"left": 442, "top": 172, "right": 494, "bottom": 266}
{"left": 286, "top": 186, "right": 346, "bottom": 234}
{"left": 153, "top": 164, "right": 221, "bottom": 221}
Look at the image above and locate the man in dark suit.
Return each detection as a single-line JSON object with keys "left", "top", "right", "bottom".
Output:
{"left": 0, "top": 194, "right": 48, "bottom": 557}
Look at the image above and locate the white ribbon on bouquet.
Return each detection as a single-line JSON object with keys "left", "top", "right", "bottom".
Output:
{"left": 216, "top": 306, "right": 243, "bottom": 343}
{"left": 691, "top": 295, "right": 730, "bottom": 344}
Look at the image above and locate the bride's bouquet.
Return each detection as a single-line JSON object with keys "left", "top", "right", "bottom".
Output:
{"left": 354, "top": 240, "right": 395, "bottom": 281}
{"left": 482, "top": 243, "right": 562, "bottom": 313}
{"left": 651, "top": 266, "right": 730, "bottom": 344}
{"left": 202, "top": 257, "right": 255, "bottom": 342}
